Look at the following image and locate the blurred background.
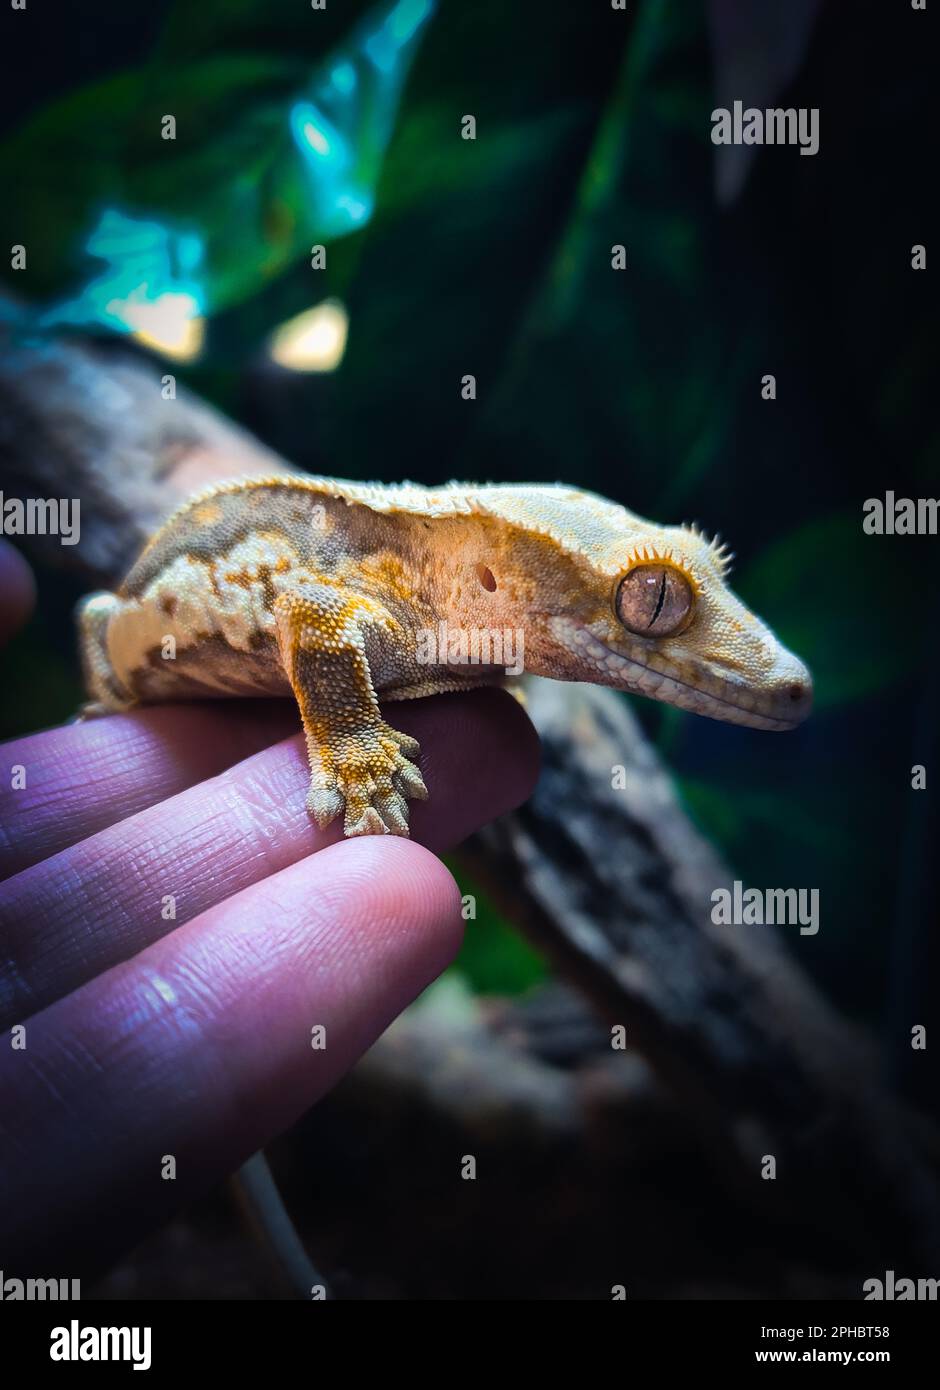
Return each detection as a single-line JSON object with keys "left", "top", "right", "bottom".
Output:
{"left": 1, "top": 0, "right": 937, "bottom": 1297}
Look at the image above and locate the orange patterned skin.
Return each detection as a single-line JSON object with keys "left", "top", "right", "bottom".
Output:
{"left": 77, "top": 474, "right": 812, "bottom": 836}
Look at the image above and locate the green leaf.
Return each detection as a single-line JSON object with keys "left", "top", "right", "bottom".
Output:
{"left": 0, "top": 58, "right": 305, "bottom": 304}
{"left": 152, "top": 0, "right": 375, "bottom": 67}
{"left": 445, "top": 860, "right": 547, "bottom": 996}
{"left": 678, "top": 777, "right": 853, "bottom": 862}
{"left": 316, "top": 0, "right": 759, "bottom": 519}
{"left": 0, "top": 0, "right": 437, "bottom": 319}
{"left": 737, "top": 513, "right": 927, "bottom": 708}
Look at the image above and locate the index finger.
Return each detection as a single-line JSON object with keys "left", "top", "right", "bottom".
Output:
{"left": 0, "top": 701, "right": 300, "bottom": 880}
{"left": 0, "top": 689, "right": 540, "bottom": 1027}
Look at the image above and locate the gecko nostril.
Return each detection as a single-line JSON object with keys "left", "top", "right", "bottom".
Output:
{"left": 788, "top": 682, "right": 806, "bottom": 702}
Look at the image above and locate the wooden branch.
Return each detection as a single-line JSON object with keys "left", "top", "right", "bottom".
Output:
{"left": 458, "top": 678, "right": 940, "bottom": 1268}
{"left": 0, "top": 332, "right": 289, "bottom": 583}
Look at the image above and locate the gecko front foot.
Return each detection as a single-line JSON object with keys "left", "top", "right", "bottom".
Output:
{"left": 306, "top": 722, "right": 428, "bottom": 837}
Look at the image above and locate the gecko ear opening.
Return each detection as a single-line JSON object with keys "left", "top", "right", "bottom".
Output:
{"left": 476, "top": 564, "right": 497, "bottom": 592}
{"left": 616, "top": 565, "right": 693, "bottom": 637}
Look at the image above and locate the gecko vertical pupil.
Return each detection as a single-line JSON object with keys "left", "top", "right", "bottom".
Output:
{"left": 616, "top": 565, "right": 693, "bottom": 637}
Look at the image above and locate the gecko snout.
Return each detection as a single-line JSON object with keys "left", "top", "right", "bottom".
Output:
{"left": 771, "top": 664, "right": 813, "bottom": 725}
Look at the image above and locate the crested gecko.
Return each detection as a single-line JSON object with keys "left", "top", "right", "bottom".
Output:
{"left": 78, "top": 475, "right": 812, "bottom": 837}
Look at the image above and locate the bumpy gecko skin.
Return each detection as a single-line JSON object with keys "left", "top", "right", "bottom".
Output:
{"left": 77, "top": 475, "right": 812, "bottom": 837}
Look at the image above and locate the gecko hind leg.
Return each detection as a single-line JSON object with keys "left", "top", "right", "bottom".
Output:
{"left": 75, "top": 591, "right": 138, "bottom": 717}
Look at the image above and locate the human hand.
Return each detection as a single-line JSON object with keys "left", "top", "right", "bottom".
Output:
{"left": 0, "top": 689, "right": 539, "bottom": 1278}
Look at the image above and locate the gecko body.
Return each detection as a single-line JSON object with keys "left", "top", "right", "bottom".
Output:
{"left": 78, "top": 475, "right": 812, "bottom": 836}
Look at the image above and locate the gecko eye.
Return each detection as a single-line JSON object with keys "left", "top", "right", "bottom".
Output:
{"left": 616, "top": 565, "right": 694, "bottom": 637}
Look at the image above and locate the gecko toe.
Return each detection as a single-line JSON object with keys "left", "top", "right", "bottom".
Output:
{"left": 375, "top": 787, "right": 411, "bottom": 836}
{"left": 395, "top": 760, "right": 428, "bottom": 801}
{"left": 304, "top": 724, "right": 426, "bottom": 837}
{"left": 345, "top": 804, "right": 388, "bottom": 837}
{"left": 306, "top": 786, "right": 344, "bottom": 829}
{"left": 386, "top": 727, "right": 420, "bottom": 759}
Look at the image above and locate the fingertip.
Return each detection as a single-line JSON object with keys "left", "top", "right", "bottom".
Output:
{"left": 0, "top": 539, "right": 36, "bottom": 644}
{"left": 312, "top": 834, "right": 466, "bottom": 973}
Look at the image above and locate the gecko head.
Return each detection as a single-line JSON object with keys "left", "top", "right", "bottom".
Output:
{"left": 547, "top": 528, "right": 811, "bottom": 730}
{"left": 501, "top": 495, "right": 814, "bottom": 731}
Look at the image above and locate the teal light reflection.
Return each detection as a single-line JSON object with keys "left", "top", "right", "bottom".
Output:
{"left": 38, "top": 207, "right": 206, "bottom": 339}
{"left": 289, "top": 0, "right": 436, "bottom": 237}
